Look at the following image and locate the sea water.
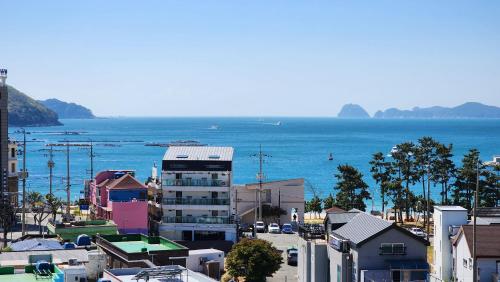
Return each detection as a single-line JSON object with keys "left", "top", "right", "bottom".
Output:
{"left": 8, "top": 117, "right": 500, "bottom": 209}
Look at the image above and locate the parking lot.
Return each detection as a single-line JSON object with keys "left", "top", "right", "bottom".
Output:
{"left": 257, "top": 232, "right": 300, "bottom": 282}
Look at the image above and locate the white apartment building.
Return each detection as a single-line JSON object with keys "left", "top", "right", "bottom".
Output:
{"left": 159, "top": 146, "right": 237, "bottom": 243}
{"left": 433, "top": 206, "right": 468, "bottom": 282}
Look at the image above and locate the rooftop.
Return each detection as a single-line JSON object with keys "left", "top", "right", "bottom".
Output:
{"left": 331, "top": 210, "right": 392, "bottom": 245}
{"left": 0, "top": 273, "right": 43, "bottom": 282}
{"left": 163, "top": 146, "right": 234, "bottom": 161}
{"left": 0, "top": 249, "right": 89, "bottom": 267}
{"left": 104, "top": 266, "right": 217, "bottom": 282}
{"left": 434, "top": 206, "right": 468, "bottom": 211}
{"left": 455, "top": 225, "right": 500, "bottom": 258}
{"left": 99, "top": 234, "right": 187, "bottom": 254}
{"left": 10, "top": 238, "right": 63, "bottom": 251}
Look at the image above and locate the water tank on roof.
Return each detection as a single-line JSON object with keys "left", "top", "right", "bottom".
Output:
{"left": 114, "top": 172, "right": 126, "bottom": 179}
{"left": 76, "top": 234, "right": 91, "bottom": 246}
{"left": 63, "top": 242, "right": 76, "bottom": 249}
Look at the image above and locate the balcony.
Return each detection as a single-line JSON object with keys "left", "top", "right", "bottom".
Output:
{"left": 162, "top": 198, "right": 229, "bottom": 206}
{"left": 163, "top": 216, "right": 233, "bottom": 224}
{"left": 163, "top": 179, "right": 228, "bottom": 187}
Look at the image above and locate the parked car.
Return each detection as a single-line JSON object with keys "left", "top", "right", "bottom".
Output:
{"left": 268, "top": 223, "right": 280, "bottom": 234}
{"left": 409, "top": 227, "right": 426, "bottom": 237}
{"left": 255, "top": 221, "right": 266, "bottom": 233}
{"left": 287, "top": 247, "right": 298, "bottom": 265}
{"left": 239, "top": 223, "right": 253, "bottom": 232}
{"left": 282, "top": 223, "right": 294, "bottom": 234}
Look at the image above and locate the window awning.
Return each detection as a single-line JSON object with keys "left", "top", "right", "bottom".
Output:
{"left": 387, "top": 260, "right": 429, "bottom": 271}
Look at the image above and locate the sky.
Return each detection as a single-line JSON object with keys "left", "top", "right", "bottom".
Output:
{"left": 2, "top": 1, "right": 500, "bottom": 117}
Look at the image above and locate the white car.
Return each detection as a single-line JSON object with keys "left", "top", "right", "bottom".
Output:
{"left": 268, "top": 223, "right": 281, "bottom": 234}
{"left": 410, "top": 227, "right": 425, "bottom": 237}
{"left": 255, "top": 221, "right": 266, "bottom": 233}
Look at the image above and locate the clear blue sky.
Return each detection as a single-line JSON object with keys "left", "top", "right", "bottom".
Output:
{"left": 2, "top": 1, "right": 500, "bottom": 116}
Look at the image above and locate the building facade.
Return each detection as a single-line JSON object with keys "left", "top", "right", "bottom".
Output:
{"left": 159, "top": 146, "right": 237, "bottom": 243}
{"left": 7, "top": 139, "right": 18, "bottom": 206}
{"left": 232, "top": 178, "right": 304, "bottom": 225}
{"left": 0, "top": 69, "right": 8, "bottom": 196}
{"left": 432, "top": 206, "right": 468, "bottom": 282}
{"left": 89, "top": 170, "right": 148, "bottom": 234}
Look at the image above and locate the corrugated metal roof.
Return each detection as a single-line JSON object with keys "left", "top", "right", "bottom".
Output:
{"left": 163, "top": 146, "right": 234, "bottom": 161}
{"left": 326, "top": 211, "right": 359, "bottom": 224}
{"left": 332, "top": 211, "right": 392, "bottom": 245}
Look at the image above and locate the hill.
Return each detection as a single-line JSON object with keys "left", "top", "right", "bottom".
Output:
{"left": 337, "top": 104, "right": 370, "bottom": 118}
{"left": 7, "top": 85, "right": 62, "bottom": 127}
{"left": 39, "top": 98, "right": 95, "bottom": 119}
{"left": 374, "top": 102, "right": 500, "bottom": 119}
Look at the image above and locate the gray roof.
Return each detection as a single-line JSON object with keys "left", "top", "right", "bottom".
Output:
{"left": 10, "top": 238, "right": 63, "bottom": 251}
{"left": 163, "top": 146, "right": 234, "bottom": 161}
{"left": 326, "top": 211, "right": 359, "bottom": 224}
{"left": 332, "top": 211, "right": 392, "bottom": 245}
{"left": 0, "top": 249, "right": 89, "bottom": 266}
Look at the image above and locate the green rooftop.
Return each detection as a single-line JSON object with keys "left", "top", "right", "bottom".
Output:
{"left": 47, "top": 220, "right": 118, "bottom": 241}
{"left": 100, "top": 234, "right": 186, "bottom": 253}
{"left": 0, "top": 273, "right": 40, "bottom": 282}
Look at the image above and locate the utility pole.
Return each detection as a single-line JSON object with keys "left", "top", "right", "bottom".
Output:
{"left": 472, "top": 160, "right": 480, "bottom": 282}
{"left": 251, "top": 145, "right": 270, "bottom": 221}
{"left": 21, "top": 129, "right": 27, "bottom": 235}
{"left": 426, "top": 163, "right": 431, "bottom": 241}
{"left": 65, "top": 141, "right": 71, "bottom": 217}
{"left": 48, "top": 145, "right": 54, "bottom": 195}
{"left": 89, "top": 140, "right": 95, "bottom": 180}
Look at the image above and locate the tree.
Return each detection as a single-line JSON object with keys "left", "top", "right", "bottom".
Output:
{"left": 225, "top": 238, "right": 283, "bottom": 282}
{"left": 386, "top": 180, "right": 404, "bottom": 223}
{"left": 414, "top": 137, "right": 437, "bottom": 225}
{"left": 391, "top": 142, "right": 417, "bottom": 220}
{"left": 453, "top": 149, "right": 486, "bottom": 211}
{"left": 307, "top": 196, "right": 322, "bottom": 219}
{"left": 323, "top": 193, "right": 336, "bottom": 210}
{"left": 0, "top": 197, "right": 15, "bottom": 247}
{"left": 433, "top": 143, "right": 455, "bottom": 204}
{"left": 481, "top": 168, "right": 499, "bottom": 207}
{"left": 369, "top": 152, "right": 392, "bottom": 218}
{"left": 46, "top": 194, "right": 63, "bottom": 222}
{"left": 26, "top": 191, "right": 50, "bottom": 234}
{"left": 334, "top": 164, "right": 371, "bottom": 211}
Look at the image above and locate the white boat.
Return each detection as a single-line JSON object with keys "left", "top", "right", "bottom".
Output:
{"left": 208, "top": 125, "right": 219, "bottom": 130}
{"left": 275, "top": 121, "right": 282, "bottom": 126}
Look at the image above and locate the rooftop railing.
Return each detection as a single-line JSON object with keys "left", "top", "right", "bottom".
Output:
{"left": 162, "top": 179, "right": 228, "bottom": 187}
{"left": 162, "top": 197, "right": 229, "bottom": 206}
{"left": 162, "top": 216, "right": 233, "bottom": 224}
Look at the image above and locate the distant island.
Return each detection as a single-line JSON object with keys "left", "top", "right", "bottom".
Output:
{"left": 337, "top": 104, "right": 370, "bottom": 118}
{"left": 374, "top": 102, "right": 500, "bottom": 119}
{"left": 7, "top": 85, "right": 62, "bottom": 127}
{"left": 39, "top": 98, "right": 96, "bottom": 119}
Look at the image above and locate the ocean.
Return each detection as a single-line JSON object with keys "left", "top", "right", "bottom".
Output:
{"left": 8, "top": 117, "right": 500, "bottom": 209}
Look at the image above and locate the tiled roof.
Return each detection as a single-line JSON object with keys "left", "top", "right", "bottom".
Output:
{"left": 107, "top": 174, "right": 147, "bottom": 190}
{"left": 325, "top": 206, "right": 346, "bottom": 213}
{"left": 455, "top": 225, "right": 500, "bottom": 258}
{"left": 163, "top": 146, "right": 233, "bottom": 161}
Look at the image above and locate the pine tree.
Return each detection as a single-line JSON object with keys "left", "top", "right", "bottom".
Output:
{"left": 323, "top": 193, "right": 336, "bottom": 210}
{"left": 453, "top": 149, "right": 482, "bottom": 211}
{"left": 370, "top": 152, "right": 392, "bottom": 218}
{"left": 433, "top": 143, "right": 455, "bottom": 204}
{"left": 334, "top": 164, "right": 371, "bottom": 211}
{"left": 391, "top": 142, "right": 417, "bottom": 220}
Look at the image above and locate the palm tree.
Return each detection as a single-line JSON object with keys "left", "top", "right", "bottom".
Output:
{"left": 27, "top": 191, "right": 50, "bottom": 234}
{"left": 369, "top": 152, "right": 392, "bottom": 218}
{"left": 45, "top": 194, "right": 63, "bottom": 222}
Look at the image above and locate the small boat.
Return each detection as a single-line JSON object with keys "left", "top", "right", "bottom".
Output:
{"left": 208, "top": 125, "right": 219, "bottom": 130}
{"left": 328, "top": 153, "right": 333, "bottom": 161}
{"left": 275, "top": 121, "right": 282, "bottom": 126}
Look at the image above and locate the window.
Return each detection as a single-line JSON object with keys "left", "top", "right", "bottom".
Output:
{"left": 11, "top": 163, "right": 15, "bottom": 173}
{"left": 10, "top": 148, "right": 15, "bottom": 158}
{"left": 463, "top": 259, "right": 468, "bottom": 268}
{"left": 337, "top": 265, "right": 341, "bottom": 282}
{"left": 468, "top": 258, "right": 472, "bottom": 270}
{"left": 380, "top": 243, "right": 406, "bottom": 255}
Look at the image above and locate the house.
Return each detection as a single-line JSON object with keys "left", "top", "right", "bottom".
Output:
{"left": 232, "top": 178, "right": 304, "bottom": 225}
{"left": 102, "top": 265, "right": 218, "bottom": 282}
{"left": 96, "top": 234, "right": 189, "bottom": 268}
{"left": 89, "top": 170, "right": 148, "bottom": 234}
{"left": 322, "top": 209, "right": 429, "bottom": 282}
{"left": 432, "top": 206, "right": 500, "bottom": 282}
{"left": 452, "top": 225, "right": 500, "bottom": 282}
{"left": 158, "top": 146, "right": 237, "bottom": 243}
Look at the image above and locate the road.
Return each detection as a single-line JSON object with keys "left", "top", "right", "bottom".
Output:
{"left": 257, "top": 232, "right": 300, "bottom": 282}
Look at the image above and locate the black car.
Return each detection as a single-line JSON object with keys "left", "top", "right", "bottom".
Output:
{"left": 287, "top": 247, "right": 298, "bottom": 266}
{"left": 239, "top": 223, "right": 253, "bottom": 232}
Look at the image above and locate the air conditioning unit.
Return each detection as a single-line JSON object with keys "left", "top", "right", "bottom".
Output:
{"left": 68, "top": 258, "right": 79, "bottom": 266}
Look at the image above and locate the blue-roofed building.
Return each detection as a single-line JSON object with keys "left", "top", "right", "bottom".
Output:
{"left": 10, "top": 239, "right": 63, "bottom": 251}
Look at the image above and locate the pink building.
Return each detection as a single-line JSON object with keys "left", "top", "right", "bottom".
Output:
{"left": 89, "top": 170, "right": 148, "bottom": 234}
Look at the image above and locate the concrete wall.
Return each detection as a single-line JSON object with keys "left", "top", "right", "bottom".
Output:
{"left": 233, "top": 178, "right": 304, "bottom": 225}
{"left": 111, "top": 201, "right": 148, "bottom": 234}
{"left": 433, "top": 207, "right": 468, "bottom": 282}
{"left": 298, "top": 237, "right": 329, "bottom": 282}
{"left": 328, "top": 244, "right": 350, "bottom": 282}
